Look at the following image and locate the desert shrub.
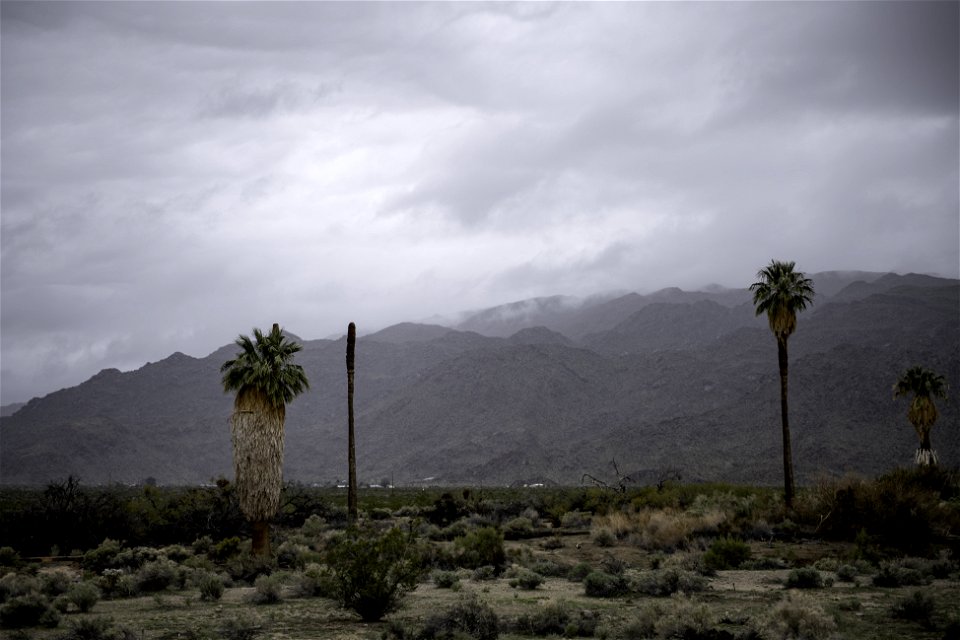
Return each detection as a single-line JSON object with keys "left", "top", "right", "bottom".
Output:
{"left": 276, "top": 541, "right": 317, "bottom": 570}
{"left": 568, "top": 563, "right": 593, "bottom": 583}
{"left": 600, "top": 554, "right": 627, "bottom": 576}
{"left": 224, "top": 553, "right": 276, "bottom": 584}
{"left": 0, "top": 573, "right": 40, "bottom": 603}
{"left": 192, "top": 570, "right": 225, "bottom": 601}
{"left": 540, "top": 536, "right": 564, "bottom": 550}
{"left": 835, "top": 564, "right": 858, "bottom": 583}
{"left": 191, "top": 536, "right": 214, "bottom": 556}
{"left": 812, "top": 557, "right": 839, "bottom": 572}
{"left": 209, "top": 537, "right": 242, "bottom": 563}
{"left": 515, "top": 600, "right": 597, "bottom": 637}
{"left": 454, "top": 527, "right": 505, "bottom": 571}
{"left": 583, "top": 571, "right": 628, "bottom": 598}
{"left": 560, "top": 511, "right": 591, "bottom": 529}
{"left": 250, "top": 574, "right": 284, "bottom": 604}
{"left": 40, "top": 569, "right": 73, "bottom": 597}
{"left": 530, "top": 559, "right": 569, "bottom": 578}
{"left": 592, "top": 528, "right": 616, "bottom": 547}
{"left": 83, "top": 539, "right": 124, "bottom": 573}
{"left": 429, "top": 493, "right": 469, "bottom": 527}
{"left": 325, "top": 525, "right": 424, "bottom": 621}
{"left": 653, "top": 596, "right": 717, "bottom": 639}
{"left": 432, "top": 571, "right": 460, "bottom": 589}
{"left": 160, "top": 544, "right": 192, "bottom": 562}
{"left": 890, "top": 590, "right": 936, "bottom": 628}
{"left": 872, "top": 560, "right": 930, "bottom": 587}
{"left": 756, "top": 592, "right": 836, "bottom": 640}
{"left": 805, "top": 468, "right": 960, "bottom": 554}
{"left": 56, "top": 616, "right": 135, "bottom": 640}
{"left": 0, "top": 592, "right": 60, "bottom": 629}
{"left": 508, "top": 569, "right": 543, "bottom": 590}
{"left": 134, "top": 558, "right": 179, "bottom": 592}
{"left": 785, "top": 567, "right": 824, "bottom": 589}
{"left": 97, "top": 569, "right": 138, "bottom": 599}
{"left": 65, "top": 581, "right": 100, "bottom": 613}
{"left": 290, "top": 563, "right": 336, "bottom": 598}
{"left": 703, "top": 537, "right": 751, "bottom": 571}
{"left": 0, "top": 547, "right": 22, "bottom": 568}
{"left": 300, "top": 514, "right": 326, "bottom": 538}
{"left": 472, "top": 565, "right": 497, "bottom": 581}
{"left": 503, "top": 517, "right": 535, "bottom": 539}
{"left": 218, "top": 612, "right": 265, "bottom": 640}
{"left": 419, "top": 595, "right": 500, "bottom": 640}
{"left": 632, "top": 569, "right": 707, "bottom": 597}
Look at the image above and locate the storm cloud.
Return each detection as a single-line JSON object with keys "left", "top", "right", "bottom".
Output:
{"left": 2, "top": 1, "right": 957, "bottom": 405}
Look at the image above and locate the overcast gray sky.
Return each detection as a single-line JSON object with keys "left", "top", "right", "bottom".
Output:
{"left": 2, "top": 1, "right": 958, "bottom": 405}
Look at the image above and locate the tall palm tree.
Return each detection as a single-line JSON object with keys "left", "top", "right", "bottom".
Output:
{"left": 893, "top": 366, "right": 948, "bottom": 466}
{"left": 750, "top": 260, "right": 814, "bottom": 510}
{"left": 221, "top": 323, "right": 309, "bottom": 555}
{"left": 346, "top": 322, "right": 358, "bottom": 523}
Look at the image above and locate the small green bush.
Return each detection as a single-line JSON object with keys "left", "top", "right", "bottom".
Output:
{"left": 0, "top": 592, "right": 60, "bottom": 629}
{"left": 193, "top": 571, "right": 224, "bottom": 601}
{"left": 508, "top": 569, "right": 543, "bottom": 590}
{"left": 653, "top": 596, "right": 717, "bottom": 639}
{"left": 433, "top": 570, "right": 460, "bottom": 589}
{"left": 757, "top": 593, "right": 836, "bottom": 640}
{"left": 326, "top": 525, "right": 424, "bottom": 622}
{"left": 0, "top": 573, "right": 40, "bottom": 603}
{"left": 503, "top": 517, "right": 534, "bottom": 539}
{"left": 134, "top": 558, "right": 179, "bottom": 592}
{"left": 420, "top": 595, "right": 499, "bottom": 640}
{"left": 472, "top": 565, "right": 497, "bottom": 581}
{"left": 209, "top": 537, "right": 242, "bottom": 563}
{"left": 56, "top": 616, "right": 133, "bottom": 640}
{"left": 703, "top": 537, "right": 751, "bottom": 570}
{"left": 890, "top": 590, "right": 936, "bottom": 628}
{"left": 250, "top": 574, "right": 283, "bottom": 605}
{"left": 583, "top": 571, "right": 628, "bottom": 598}
{"left": 218, "top": 613, "right": 265, "bottom": 640}
{"left": 872, "top": 561, "right": 930, "bottom": 588}
{"left": 0, "top": 547, "right": 22, "bottom": 568}
{"left": 290, "top": 563, "right": 336, "bottom": 598}
{"left": 454, "top": 527, "right": 505, "bottom": 572}
{"left": 631, "top": 569, "right": 707, "bottom": 597}
{"left": 835, "top": 564, "right": 858, "bottom": 583}
{"left": 83, "top": 539, "right": 124, "bottom": 574}
{"left": 592, "top": 529, "right": 616, "bottom": 548}
{"left": 567, "top": 563, "right": 593, "bottom": 583}
{"left": 41, "top": 570, "right": 73, "bottom": 597}
{"left": 530, "top": 559, "right": 569, "bottom": 578}
{"left": 515, "top": 600, "right": 598, "bottom": 638}
{"left": 65, "top": 581, "right": 101, "bottom": 613}
{"left": 785, "top": 567, "right": 824, "bottom": 589}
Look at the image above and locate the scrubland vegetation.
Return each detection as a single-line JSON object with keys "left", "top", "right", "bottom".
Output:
{"left": 1, "top": 468, "right": 959, "bottom": 639}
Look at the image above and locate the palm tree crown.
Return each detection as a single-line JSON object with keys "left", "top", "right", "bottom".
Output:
{"left": 749, "top": 260, "right": 815, "bottom": 341}
{"left": 894, "top": 365, "right": 948, "bottom": 444}
{"left": 221, "top": 324, "right": 309, "bottom": 413}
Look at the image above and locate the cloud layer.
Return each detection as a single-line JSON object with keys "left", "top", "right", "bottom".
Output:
{"left": 2, "top": 2, "right": 958, "bottom": 404}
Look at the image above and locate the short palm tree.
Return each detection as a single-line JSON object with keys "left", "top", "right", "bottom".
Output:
{"left": 893, "top": 366, "right": 948, "bottom": 466}
{"left": 750, "top": 260, "right": 815, "bottom": 510}
{"left": 221, "top": 323, "right": 309, "bottom": 555}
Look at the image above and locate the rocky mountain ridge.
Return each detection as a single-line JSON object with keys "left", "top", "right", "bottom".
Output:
{"left": 1, "top": 271, "right": 957, "bottom": 486}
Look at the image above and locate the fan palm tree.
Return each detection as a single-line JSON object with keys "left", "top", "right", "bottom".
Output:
{"left": 893, "top": 366, "right": 948, "bottom": 466}
{"left": 750, "top": 260, "right": 814, "bottom": 510}
{"left": 221, "top": 323, "right": 309, "bottom": 555}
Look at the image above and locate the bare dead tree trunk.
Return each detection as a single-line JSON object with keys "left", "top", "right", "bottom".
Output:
{"left": 346, "top": 322, "right": 358, "bottom": 523}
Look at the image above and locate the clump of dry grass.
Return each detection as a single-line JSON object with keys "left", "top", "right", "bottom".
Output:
{"left": 590, "top": 508, "right": 727, "bottom": 551}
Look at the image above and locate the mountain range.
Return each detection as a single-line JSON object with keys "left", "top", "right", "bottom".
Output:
{"left": 1, "top": 270, "right": 958, "bottom": 487}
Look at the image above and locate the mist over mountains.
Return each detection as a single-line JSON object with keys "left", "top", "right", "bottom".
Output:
{"left": 2, "top": 271, "right": 958, "bottom": 487}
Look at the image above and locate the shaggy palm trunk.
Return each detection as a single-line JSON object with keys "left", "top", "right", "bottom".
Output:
{"left": 777, "top": 338, "right": 796, "bottom": 510}
{"left": 916, "top": 430, "right": 938, "bottom": 466}
{"left": 231, "top": 390, "right": 284, "bottom": 556}
{"left": 346, "top": 322, "right": 358, "bottom": 523}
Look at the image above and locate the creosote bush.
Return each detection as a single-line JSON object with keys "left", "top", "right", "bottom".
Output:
{"left": 0, "top": 591, "right": 61, "bottom": 629}
{"left": 507, "top": 568, "right": 543, "bottom": 590}
{"left": 583, "top": 571, "right": 628, "bottom": 598}
{"left": 784, "top": 567, "right": 824, "bottom": 589}
{"left": 514, "top": 600, "right": 598, "bottom": 637}
{"left": 703, "top": 536, "right": 751, "bottom": 570}
{"left": 890, "top": 590, "right": 936, "bottom": 628}
{"left": 757, "top": 593, "right": 836, "bottom": 640}
{"left": 65, "top": 581, "right": 101, "bottom": 613}
{"left": 325, "top": 525, "right": 423, "bottom": 622}
{"left": 631, "top": 569, "right": 707, "bottom": 597}
{"left": 454, "top": 527, "right": 506, "bottom": 572}
{"left": 417, "top": 595, "right": 500, "bottom": 640}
